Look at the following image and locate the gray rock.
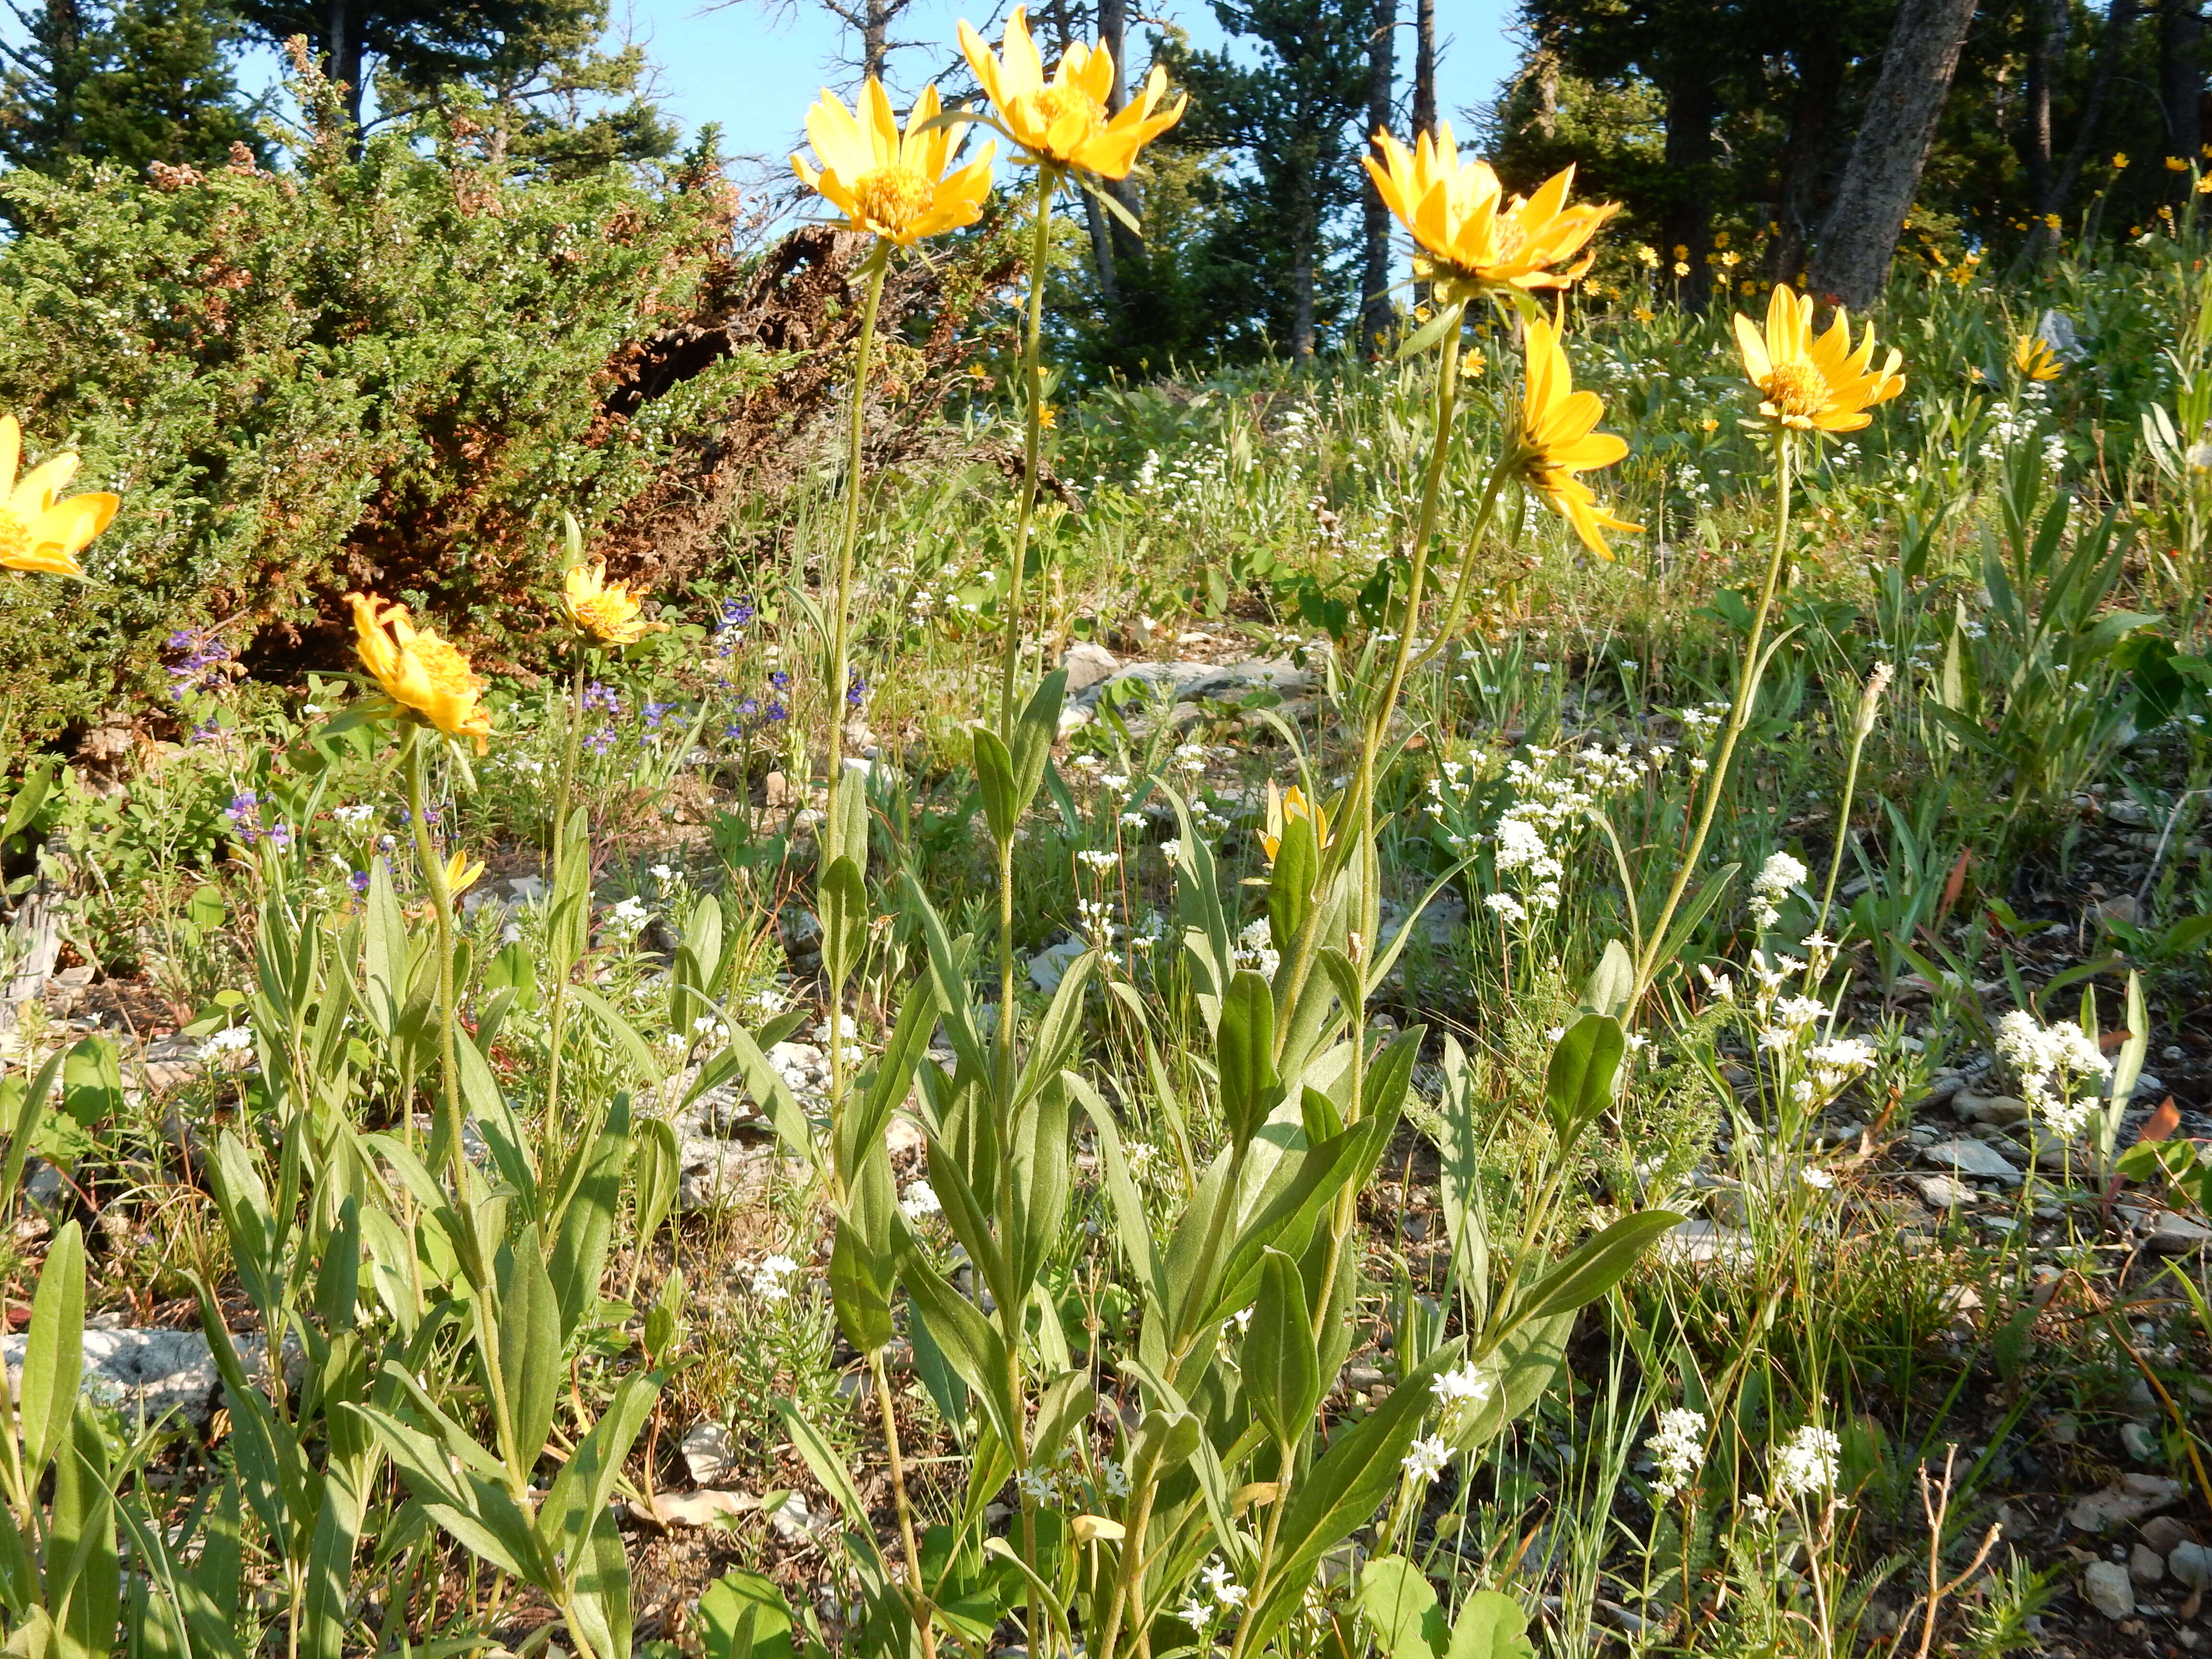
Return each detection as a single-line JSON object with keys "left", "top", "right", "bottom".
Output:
{"left": 1921, "top": 1139, "right": 2023, "bottom": 1184}
{"left": 1953, "top": 1091, "right": 2030, "bottom": 1128}
{"left": 2141, "top": 1516, "right": 2191, "bottom": 1554}
{"left": 681, "top": 1421, "right": 741, "bottom": 1486}
{"left": 2170, "top": 1540, "right": 2211, "bottom": 1591}
{"left": 1061, "top": 657, "right": 1313, "bottom": 728}
{"left": 2129, "top": 1543, "right": 2165, "bottom": 1585}
{"left": 2085, "top": 1557, "right": 2139, "bottom": 1617}
{"left": 1059, "top": 642, "right": 1122, "bottom": 694}
{"left": 0, "top": 1327, "right": 285, "bottom": 1429}
{"left": 2145, "top": 1210, "right": 2210, "bottom": 1256}
{"left": 2120, "top": 1421, "right": 2159, "bottom": 1461}
{"left": 1655, "top": 1218, "right": 1755, "bottom": 1269}
{"left": 2068, "top": 1474, "right": 2184, "bottom": 1532}
{"left": 2082, "top": 1560, "right": 2135, "bottom": 1620}
{"left": 1915, "top": 1175, "right": 1973, "bottom": 1209}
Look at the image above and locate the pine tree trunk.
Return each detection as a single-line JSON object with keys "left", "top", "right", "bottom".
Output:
{"left": 1292, "top": 212, "right": 1316, "bottom": 361}
{"left": 325, "top": 0, "right": 363, "bottom": 134}
{"left": 1359, "top": 0, "right": 1396, "bottom": 356}
{"left": 2021, "top": 0, "right": 2138, "bottom": 266}
{"left": 1770, "top": 35, "right": 1843, "bottom": 285}
{"left": 1097, "top": 0, "right": 1142, "bottom": 270}
{"left": 1411, "top": 0, "right": 1434, "bottom": 137}
{"left": 1656, "top": 52, "right": 1716, "bottom": 309}
{"left": 2162, "top": 0, "right": 2204, "bottom": 160}
{"left": 2024, "top": 0, "right": 2063, "bottom": 212}
{"left": 1805, "top": 0, "right": 1978, "bottom": 310}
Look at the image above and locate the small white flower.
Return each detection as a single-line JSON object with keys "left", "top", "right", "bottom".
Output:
{"left": 649, "top": 863, "right": 674, "bottom": 882}
{"left": 1770, "top": 1423, "right": 1841, "bottom": 1499}
{"left": 1644, "top": 1407, "right": 1706, "bottom": 1502}
{"left": 1119, "top": 812, "right": 1146, "bottom": 830}
{"left": 1430, "top": 1363, "right": 1494, "bottom": 1407}
{"left": 751, "top": 1253, "right": 800, "bottom": 1300}
{"left": 1800, "top": 1166, "right": 1835, "bottom": 1190}
{"left": 1752, "top": 851, "right": 1808, "bottom": 901}
{"left": 604, "top": 896, "right": 650, "bottom": 935}
{"left": 900, "top": 1181, "right": 942, "bottom": 1219}
{"left": 1401, "top": 1435, "right": 1451, "bottom": 1484}
{"left": 334, "top": 804, "right": 374, "bottom": 827}
{"left": 203, "top": 1025, "right": 254, "bottom": 1055}
{"left": 1159, "top": 838, "right": 1183, "bottom": 861}
{"left": 1077, "top": 849, "right": 1120, "bottom": 872}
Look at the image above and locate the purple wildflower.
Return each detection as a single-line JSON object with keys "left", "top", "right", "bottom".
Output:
{"left": 226, "top": 790, "right": 260, "bottom": 845}
{"left": 586, "top": 726, "right": 617, "bottom": 755}
{"left": 763, "top": 700, "right": 788, "bottom": 723}
{"left": 583, "top": 682, "right": 622, "bottom": 715}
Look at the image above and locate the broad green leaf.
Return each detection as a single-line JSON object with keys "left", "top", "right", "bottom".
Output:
{"left": 1267, "top": 811, "right": 1318, "bottom": 957}
{"left": 1578, "top": 940, "right": 1635, "bottom": 1021}
{"left": 697, "top": 1569, "right": 798, "bottom": 1659}
{"left": 493, "top": 1226, "right": 563, "bottom": 1489}
{"left": 1543, "top": 1014, "right": 1624, "bottom": 1152}
{"left": 830, "top": 1218, "right": 894, "bottom": 1353}
{"left": 1216, "top": 969, "right": 1279, "bottom": 1149}
{"left": 549, "top": 1097, "right": 629, "bottom": 1340}
{"left": 1506, "top": 1210, "right": 1683, "bottom": 1332}
{"left": 1359, "top": 1555, "right": 1446, "bottom": 1659}
{"left": 1242, "top": 1249, "right": 1319, "bottom": 1447}
{"left": 299, "top": 1471, "right": 361, "bottom": 1659}
{"left": 1010, "top": 671, "right": 1068, "bottom": 821}
{"left": 50, "top": 1409, "right": 118, "bottom": 1659}
{"left": 538, "top": 1372, "right": 660, "bottom": 1582}
{"left": 1444, "top": 1589, "right": 1536, "bottom": 1659}
{"left": 973, "top": 727, "right": 1019, "bottom": 846}
{"left": 20, "top": 1220, "right": 85, "bottom": 1480}
{"left": 817, "top": 855, "right": 868, "bottom": 993}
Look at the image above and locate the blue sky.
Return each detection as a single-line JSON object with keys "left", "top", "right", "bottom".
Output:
{"left": 616, "top": 0, "right": 1523, "bottom": 167}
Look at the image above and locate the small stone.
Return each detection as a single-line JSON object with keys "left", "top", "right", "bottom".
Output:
{"left": 2083, "top": 1559, "right": 2136, "bottom": 1619}
{"left": 1060, "top": 642, "right": 1122, "bottom": 693}
{"left": 2145, "top": 1210, "right": 2211, "bottom": 1256}
{"left": 680, "top": 1421, "right": 739, "bottom": 1486}
{"left": 2130, "top": 1544, "right": 2165, "bottom": 1585}
{"left": 1953, "top": 1091, "right": 2031, "bottom": 1127}
{"left": 2168, "top": 1540, "right": 2211, "bottom": 1590}
{"left": 1921, "top": 1138, "right": 2023, "bottom": 1184}
{"left": 631, "top": 1489, "right": 758, "bottom": 1528}
{"left": 1655, "top": 1218, "right": 1756, "bottom": 1268}
{"left": 768, "top": 1491, "right": 819, "bottom": 1541}
{"left": 2141, "top": 1516, "right": 2191, "bottom": 1554}
{"left": 2068, "top": 1474, "right": 2185, "bottom": 1532}
{"left": 2048, "top": 1413, "right": 2080, "bottom": 1444}
{"left": 2120, "top": 1421, "right": 2159, "bottom": 1461}
{"left": 1915, "top": 1175, "right": 1973, "bottom": 1209}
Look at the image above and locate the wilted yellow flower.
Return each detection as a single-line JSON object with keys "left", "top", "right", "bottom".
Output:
{"left": 348, "top": 593, "right": 494, "bottom": 753}
{"left": 1732, "top": 284, "right": 1905, "bottom": 433}
{"left": 1261, "top": 782, "right": 1331, "bottom": 865}
{"left": 958, "top": 7, "right": 1184, "bottom": 178}
{"left": 1363, "top": 121, "right": 1617, "bottom": 303}
{"left": 562, "top": 557, "right": 666, "bottom": 646}
{"left": 1516, "top": 313, "right": 1638, "bottom": 558}
{"left": 0, "top": 415, "right": 118, "bottom": 579}
{"left": 793, "top": 81, "right": 996, "bottom": 245}
{"left": 2013, "top": 334, "right": 2061, "bottom": 381}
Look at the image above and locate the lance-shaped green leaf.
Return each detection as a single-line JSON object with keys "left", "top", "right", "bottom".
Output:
{"left": 1266, "top": 808, "right": 1319, "bottom": 957}
{"left": 566, "top": 1509, "right": 635, "bottom": 1659}
{"left": 1216, "top": 969, "right": 1279, "bottom": 1150}
{"left": 19, "top": 1219, "right": 85, "bottom": 1481}
{"left": 1578, "top": 940, "right": 1635, "bottom": 1022}
{"left": 1543, "top": 1014, "right": 1624, "bottom": 1153}
{"left": 1010, "top": 670, "right": 1068, "bottom": 820}
{"left": 549, "top": 1097, "right": 629, "bottom": 1340}
{"left": 631, "top": 1116, "right": 680, "bottom": 1263}
{"left": 299, "top": 1470, "right": 361, "bottom": 1659}
{"left": 492, "top": 1226, "right": 563, "bottom": 1489}
{"left": 50, "top": 1407, "right": 119, "bottom": 1659}
{"left": 773, "top": 1398, "right": 883, "bottom": 1568}
{"left": 1242, "top": 1249, "right": 1319, "bottom": 1447}
{"left": 537, "top": 1371, "right": 659, "bottom": 1583}
{"left": 817, "top": 854, "right": 868, "bottom": 993}
{"left": 830, "top": 1217, "right": 895, "bottom": 1354}
{"left": 892, "top": 1226, "right": 1017, "bottom": 1447}
{"left": 346, "top": 1403, "right": 546, "bottom": 1586}
{"left": 548, "top": 805, "right": 592, "bottom": 984}
{"left": 973, "top": 727, "right": 1020, "bottom": 847}
{"left": 1240, "top": 1342, "right": 1463, "bottom": 1651}
{"left": 1501, "top": 1211, "right": 1683, "bottom": 1336}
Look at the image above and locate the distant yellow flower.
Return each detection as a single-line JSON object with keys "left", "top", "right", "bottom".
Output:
{"left": 958, "top": 6, "right": 1184, "bottom": 178}
{"left": 1635, "top": 244, "right": 1658, "bottom": 267}
{"left": 1672, "top": 261, "right": 1690, "bottom": 277}
{"left": 1362, "top": 120, "right": 1617, "bottom": 303}
{"left": 1712, "top": 230, "right": 1731, "bottom": 249}
{"left": 2168, "top": 156, "right": 2189, "bottom": 172}
{"left": 2014, "top": 334, "right": 2061, "bottom": 381}
{"left": 2113, "top": 152, "right": 2130, "bottom": 169}
{"left": 2044, "top": 212, "right": 2063, "bottom": 230}
{"left": 1732, "top": 284, "right": 1905, "bottom": 434}
{"left": 0, "top": 416, "right": 118, "bottom": 579}
{"left": 1699, "top": 417, "right": 1719, "bottom": 432}
{"left": 1261, "top": 782, "right": 1331, "bottom": 865}
{"left": 1515, "top": 312, "right": 1637, "bottom": 558}
{"left": 2198, "top": 174, "right": 2212, "bottom": 195}
{"left": 1632, "top": 304, "right": 1655, "bottom": 322}
{"left": 1720, "top": 249, "right": 1741, "bottom": 268}
{"left": 1038, "top": 404, "right": 1058, "bottom": 428}
{"left": 793, "top": 81, "right": 996, "bottom": 245}
{"left": 348, "top": 593, "right": 494, "bottom": 753}
{"left": 444, "top": 850, "right": 485, "bottom": 898}
{"left": 562, "top": 557, "right": 666, "bottom": 646}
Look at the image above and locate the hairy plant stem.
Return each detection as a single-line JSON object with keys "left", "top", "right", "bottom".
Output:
{"left": 1633, "top": 429, "right": 1796, "bottom": 1005}
{"left": 871, "top": 1348, "right": 939, "bottom": 1659}
{"left": 998, "top": 167, "right": 1058, "bottom": 738}
{"left": 827, "top": 245, "right": 890, "bottom": 1163}
{"left": 1270, "top": 309, "right": 1468, "bottom": 1069}
{"left": 543, "top": 650, "right": 586, "bottom": 1135}
{"left": 403, "top": 726, "right": 464, "bottom": 1192}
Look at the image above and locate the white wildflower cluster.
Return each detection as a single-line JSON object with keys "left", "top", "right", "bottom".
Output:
{"left": 1076, "top": 848, "right": 1119, "bottom": 872}
{"left": 1993, "top": 1010, "right": 2110, "bottom": 1137}
{"left": 1234, "top": 918, "right": 1279, "bottom": 979}
{"left": 1749, "top": 850, "right": 1807, "bottom": 930}
{"left": 1428, "top": 743, "right": 1648, "bottom": 919}
{"left": 203, "top": 1024, "right": 255, "bottom": 1058}
{"left": 603, "top": 895, "right": 650, "bottom": 938}
{"left": 1178, "top": 1557, "right": 1248, "bottom": 1628}
{"left": 1402, "top": 1434, "right": 1452, "bottom": 1484}
{"left": 899, "top": 1181, "right": 941, "bottom": 1220}
{"left": 1644, "top": 1407, "right": 1706, "bottom": 1503}
{"left": 1769, "top": 1423, "right": 1842, "bottom": 1501}
{"left": 750, "top": 1254, "right": 800, "bottom": 1301}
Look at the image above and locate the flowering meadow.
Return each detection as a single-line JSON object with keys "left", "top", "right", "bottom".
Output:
{"left": 1, "top": 16, "right": 2212, "bottom": 1659}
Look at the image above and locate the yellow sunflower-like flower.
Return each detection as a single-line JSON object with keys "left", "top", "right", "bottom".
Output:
{"left": 2013, "top": 333, "right": 2062, "bottom": 382}
{"left": 1732, "top": 284, "right": 1905, "bottom": 433}
{"left": 0, "top": 415, "right": 119, "bottom": 579}
{"left": 1261, "top": 782, "right": 1331, "bottom": 866}
{"left": 958, "top": 6, "right": 1185, "bottom": 178}
{"left": 348, "top": 593, "right": 494, "bottom": 753}
{"left": 562, "top": 557, "right": 667, "bottom": 646}
{"left": 443, "top": 849, "right": 485, "bottom": 898}
{"left": 793, "top": 81, "right": 997, "bottom": 245}
{"left": 1364, "top": 120, "right": 1617, "bottom": 306}
{"left": 1517, "top": 313, "right": 1638, "bottom": 559}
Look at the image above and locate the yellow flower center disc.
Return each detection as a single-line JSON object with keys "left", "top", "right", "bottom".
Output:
{"left": 1765, "top": 361, "right": 1830, "bottom": 422}
{"left": 855, "top": 162, "right": 932, "bottom": 235}
{"left": 1032, "top": 83, "right": 1105, "bottom": 135}
{"left": 0, "top": 508, "right": 28, "bottom": 566}
{"left": 414, "top": 630, "right": 483, "bottom": 700}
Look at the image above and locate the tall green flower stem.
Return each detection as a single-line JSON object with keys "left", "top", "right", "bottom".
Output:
{"left": 543, "top": 649, "right": 587, "bottom": 1131}
{"left": 1632, "top": 429, "right": 1797, "bottom": 1005}
{"left": 997, "top": 166, "right": 1059, "bottom": 739}
{"left": 402, "top": 725, "right": 465, "bottom": 1191}
{"left": 1813, "top": 662, "right": 1890, "bottom": 939}
{"left": 825, "top": 244, "right": 890, "bottom": 1142}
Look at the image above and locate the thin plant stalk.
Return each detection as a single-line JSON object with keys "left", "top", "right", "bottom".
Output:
{"left": 996, "top": 167, "right": 1058, "bottom": 738}
{"left": 871, "top": 1350, "right": 939, "bottom": 1659}
{"left": 1633, "top": 430, "right": 1797, "bottom": 1004}
{"left": 826, "top": 244, "right": 891, "bottom": 1170}
{"left": 543, "top": 650, "right": 587, "bottom": 1131}
{"left": 1813, "top": 664, "right": 1889, "bottom": 939}
{"left": 403, "top": 726, "right": 464, "bottom": 1191}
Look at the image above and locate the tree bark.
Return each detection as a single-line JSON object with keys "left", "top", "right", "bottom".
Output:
{"left": 1292, "top": 213, "right": 1316, "bottom": 361}
{"left": 325, "top": 0, "right": 364, "bottom": 134}
{"left": 1769, "top": 33, "right": 1844, "bottom": 285}
{"left": 1096, "top": 0, "right": 1142, "bottom": 270}
{"left": 1806, "top": 0, "right": 1979, "bottom": 309}
{"left": 2023, "top": 0, "right": 2063, "bottom": 212}
{"left": 1411, "top": 0, "right": 1435, "bottom": 135}
{"left": 1359, "top": 0, "right": 1396, "bottom": 355}
{"left": 2024, "top": 0, "right": 2139, "bottom": 264}
{"left": 1655, "top": 49, "right": 1717, "bottom": 308}
{"left": 2161, "top": 0, "right": 2204, "bottom": 160}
